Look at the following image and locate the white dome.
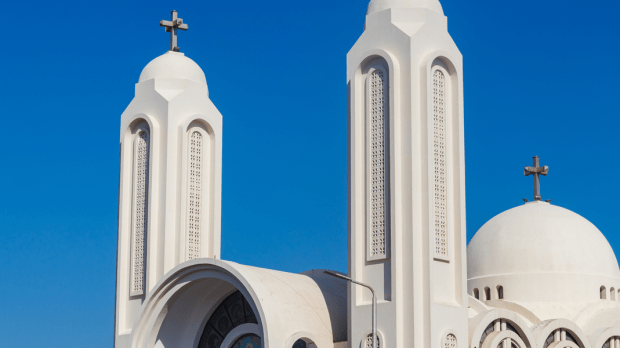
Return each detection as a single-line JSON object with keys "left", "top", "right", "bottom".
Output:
{"left": 367, "top": 0, "right": 444, "bottom": 15}
{"left": 468, "top": 201, "right": 620, "bottom": 280}
{"left": 139, "top": 51, "right": 206, "bottom": 84}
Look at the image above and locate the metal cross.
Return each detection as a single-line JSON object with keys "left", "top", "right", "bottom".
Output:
{"left": 160, "top": 10, "right": 188, "bottom": 52}
{"left": 524, "top": 156, "right": 549, "bottom": 201}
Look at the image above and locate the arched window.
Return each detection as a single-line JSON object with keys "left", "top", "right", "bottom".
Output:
{"left": 601, "top": 286, "right": 607, "bottom": 299}
{"left": 617, "top": 289, "right": 619, "bottom": 301}
{"left": 366, "top": 63, "right": 389, "bottom": 262}
{"left": 187, "top": 128, "right": 206, "bottom": 260}
{"left": 497, "top": 286, "right": 504, "bottom": 300}
{"left": 473, "top": 288, "right": 479, "bottom": 300}
{"left": 431, "top": 63, "right": 450, "bottom": 261}
{"left": 131, "top": 128, "right": 150, "bottom": 296}
{"left": 198, "top": 291, "right": 259, "bottom": 348}
{"left": 611, "top": 288, "right": 616, "bottom": 301}
{"left": 484, "top": 287, "right": 491, "bottom": 301}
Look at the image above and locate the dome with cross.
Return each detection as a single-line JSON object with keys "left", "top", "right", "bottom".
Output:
{"left": 467, "top": 201, "right": 620, "bottom": 303}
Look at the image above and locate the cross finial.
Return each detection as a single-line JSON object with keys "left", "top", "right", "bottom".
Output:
{"left": 524, "top": 156, "right": 549, "bottom": 201}
{"left": 160, "top": 10, "right": 188, "bottom": 52}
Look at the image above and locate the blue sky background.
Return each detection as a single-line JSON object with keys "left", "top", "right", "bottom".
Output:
{"left": 1, "top": 0, "right": 619, "bottom": 346}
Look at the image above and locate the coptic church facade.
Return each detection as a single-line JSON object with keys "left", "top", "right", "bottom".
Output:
{"left": 114, "top": 1, "right": 620, "bottom": 348}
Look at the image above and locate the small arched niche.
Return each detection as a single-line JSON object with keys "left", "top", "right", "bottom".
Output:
{"left": 497, "top": 286, "right": 504, "bottom": 300}
{"left": 473, "top": 288, "right": 479, "bottom": 300}
{"left": 611, "top": 288, "right": 616, "bottom": 301}
{"left": 601, "top": 286, "right": 607, "bottom": 300}
{"left": 484, "top": 287, "right": 491, "bottom": 301}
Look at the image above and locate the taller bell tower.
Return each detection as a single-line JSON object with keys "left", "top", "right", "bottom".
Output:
{"left": 347, "top": 1, "right": 467, "bottom": 348}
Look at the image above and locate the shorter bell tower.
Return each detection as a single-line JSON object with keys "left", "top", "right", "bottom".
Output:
{"left": 114, "top": 11, "right": 223, "bottom": 343}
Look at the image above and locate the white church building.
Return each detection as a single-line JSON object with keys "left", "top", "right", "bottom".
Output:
{"left": 113, "top": 1, "right": 620, "bottom": 348}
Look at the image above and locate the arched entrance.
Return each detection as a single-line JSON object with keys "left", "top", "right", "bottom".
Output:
{"left": 130, "top": 260, "right": 338, "bottom": 348}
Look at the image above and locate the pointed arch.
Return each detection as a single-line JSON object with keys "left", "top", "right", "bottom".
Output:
{"left": 130, "top": 121, "right": 151, "bottom": 297}
{"left": 431, "top": 63, "right": 449, "bottom": 260}
{"left": 364, "top": 59, "right": 390, "bottom": 262}
{"left": 186, "top": 126, "right": 208, "bottom": 260}
{"left": 180, "top": 116, "right": 218, "bottom": 261}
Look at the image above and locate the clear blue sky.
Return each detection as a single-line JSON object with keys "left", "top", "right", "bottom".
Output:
{"left": 0, "top": 0, "right": 618, "bottom": 346}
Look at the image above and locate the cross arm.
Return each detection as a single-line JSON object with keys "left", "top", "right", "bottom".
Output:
{"left": 174, "top": 18, "right": 188, "bottom": 30}
{"left": 524, "top": 166, "right": 549, "bottom": 176}
{"left": 160, "top": 20, "right": 173, "bottom": 27}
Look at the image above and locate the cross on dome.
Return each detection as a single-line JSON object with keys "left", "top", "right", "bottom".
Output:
{"left": 524, "top": 156, "right": 549, "bottom": 202}
{"left": 160, "top": 10, "right": 188, "bottom": 52}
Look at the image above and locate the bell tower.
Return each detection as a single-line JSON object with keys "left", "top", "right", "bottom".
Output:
{"left": 347, "top": 1, "right": 467, "bottom": 348}
{"left": 114, "top": 11, "right": 223, "bottom": 344}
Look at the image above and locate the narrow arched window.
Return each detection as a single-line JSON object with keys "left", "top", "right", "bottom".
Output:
{"left": 432, "top": 65, "right": 449, "bottom": 261}
{"left": 131, "top": 129, "right": 149, "bottom": 296}
{"left": 366, "top": 64, "right": 389, "bottom": 261}
{"left": 612, "top": 288, "right": 616, "bottom": 301}
{"left": 484, "top": 287, "right": 491, "bottom": 301}
{"left": 497, "top": 286, "right": 504, "bottom": 300}
{"left": 601, "top": 286, "right": 607, "bottom": 299}
{"left": 617, "top": 289, "right": 619, "bottom": 301}
{"left": 473, "top": 288, "right": 479, "bottom": 300}
{"left": 187, "top": 130, "right": 203, "bottom": 260}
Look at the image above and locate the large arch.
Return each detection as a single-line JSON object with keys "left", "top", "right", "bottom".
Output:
{"left": 589, "top": 328, "right": 620, "bottom": 348}
{"left": 532, "top": 319, "right": 592, "bottom": 348}
{"left": 129, "top": 259, "right": 341, "bottom": 348}
{"left": 469, "top": 309, "right": 536, "bottom": 348}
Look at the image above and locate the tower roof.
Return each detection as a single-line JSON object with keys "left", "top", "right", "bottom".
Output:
{"left": 139, "top": 51, "right": 206, "bottom": 84}
{"left": 366, "top": 0, "right": 444, "bottom": 16}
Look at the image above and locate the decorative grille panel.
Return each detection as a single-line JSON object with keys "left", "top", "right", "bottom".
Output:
{"left": 132, "top": 130, "right": 149, "bottom": 294}
{"left": 188, "top": 131, "right": 203, "bottom": 260}
{"left": 433, "top": 69, "right": 448, "bottom": 259}
{"left": 369, "top": 69, "right": 387, "bottom": 260}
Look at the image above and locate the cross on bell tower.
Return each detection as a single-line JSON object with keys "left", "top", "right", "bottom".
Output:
{"left": 524, "top": 156, "right": 549, "bottom": 201}
{"left": 160, "top": 10, "right": 188, "bottom": 52}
